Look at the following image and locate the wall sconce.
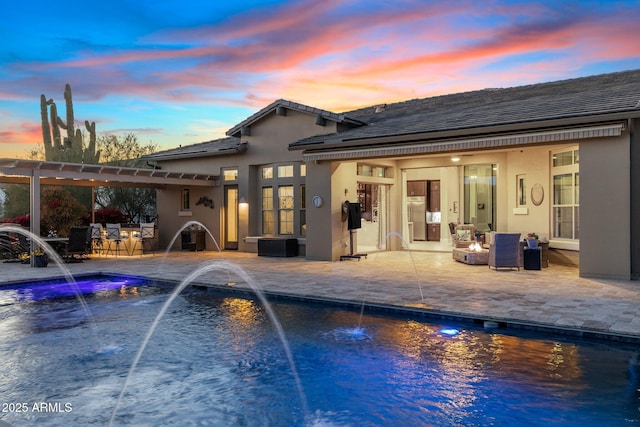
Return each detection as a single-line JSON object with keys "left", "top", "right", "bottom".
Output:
{"left": 239, "top": 197, "right": 248, "bottom": 206}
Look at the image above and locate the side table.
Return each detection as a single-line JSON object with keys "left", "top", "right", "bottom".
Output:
{"left": 523, "top": 248, "right": 542, "bottom": 270}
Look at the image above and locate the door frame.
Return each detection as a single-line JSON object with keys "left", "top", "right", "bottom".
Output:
{"left": 224, "top": 185, "right": 238, "bottom": 250}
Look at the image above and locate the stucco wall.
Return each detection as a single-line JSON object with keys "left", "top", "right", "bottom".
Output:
{"left": 155, "top": 108, "right": 336, "bottom": 254}
{"left": 156, "top": 186, "right": 222, "bottom": 251}
{"left": 580, "top": 134, "right": 631, "bottom": 279}
{"left": 505, "top": 147, "right": 552, "bottom": 240}
{"left": 305, "top": 160, "right": 333, "bottom": 260}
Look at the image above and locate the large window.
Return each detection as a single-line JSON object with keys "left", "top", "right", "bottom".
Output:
{"left": 259, "top": 163, "right": 305, "bottom": 236}
{"left": 552, "top": 148, "right": 579, "bottom": 240}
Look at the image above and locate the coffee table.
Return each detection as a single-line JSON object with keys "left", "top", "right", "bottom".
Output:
{"left": 452, "top": 247, "right": 489, "bottom": 265}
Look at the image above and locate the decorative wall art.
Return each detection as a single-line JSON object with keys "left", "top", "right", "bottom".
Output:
{"left": 531, "top": 184, "right": 544, "bottom": 206}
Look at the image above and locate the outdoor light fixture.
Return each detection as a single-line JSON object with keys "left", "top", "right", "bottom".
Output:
{"left": 451, "top": 156, "right": 461, "bottom": 162}
{"left": 239, "top": 197, "right": 248, "bottom": 206}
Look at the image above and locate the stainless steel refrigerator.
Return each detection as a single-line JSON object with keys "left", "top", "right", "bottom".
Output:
{"left": 407, "top": 196, "right": 426, "bottom": 240}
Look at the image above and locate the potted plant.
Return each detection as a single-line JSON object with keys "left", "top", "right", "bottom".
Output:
{"left": 526, "top": 232, "right": 539, "bottom": 249}
{"left": 32, "top": 248, "right": 48, "bottom": 267}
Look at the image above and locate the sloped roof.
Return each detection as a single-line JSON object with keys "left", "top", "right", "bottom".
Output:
{"left": 226, "top": 99, "right": 366, "bottom": 138}
{"left": 289, "top": 69, "right": 640, "bottom": 150}
{"left": 142, "top": 137, "right": 246, "bottom": 161}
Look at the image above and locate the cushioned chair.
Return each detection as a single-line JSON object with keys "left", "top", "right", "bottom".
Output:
{"left": 452, "top": 224, "right": 476, "bottom": 248}
{"left": 488, "top": 232, "right": 521, "bottom": 270}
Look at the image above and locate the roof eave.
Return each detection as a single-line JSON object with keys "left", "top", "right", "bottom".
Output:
{"left": 142, "top": 142, "right": 248, "bottom": 162}
{"left": 290, "top": 109, "right": 640, "bottom": 151}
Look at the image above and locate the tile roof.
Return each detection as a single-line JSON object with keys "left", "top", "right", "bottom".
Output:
{"left": 290, "top": 69, "right": 640, "bottom": 149}
{"left": 142, "top": 137, "right": 245, "bottom": 161}
{"left": 226, "top": 99, "right": 365, "bottom": 137}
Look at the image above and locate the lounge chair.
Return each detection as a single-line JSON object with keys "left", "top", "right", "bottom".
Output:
{"left": 62, "top": 226, "right": 91, "bottom": 262}
{"left": 488, "top": 232, "right": 521, "bottom": 270}
{"left": 0, "top": 231, "right": 29, "bottom": 262}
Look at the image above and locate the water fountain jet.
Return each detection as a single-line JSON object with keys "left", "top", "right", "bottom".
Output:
{"left": 109, "top": 260, "right": 308, "bottom": 426}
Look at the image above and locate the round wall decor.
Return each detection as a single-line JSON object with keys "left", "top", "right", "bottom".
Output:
{"left": 312, "top": 195, "right": 324, "bottom": 208}
{"left": 531, "top": 183, "right": 544, "bottom": 206}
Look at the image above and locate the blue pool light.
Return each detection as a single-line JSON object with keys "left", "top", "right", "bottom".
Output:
{"left": 440, "top": 328, "right": 460, "bottom": 336}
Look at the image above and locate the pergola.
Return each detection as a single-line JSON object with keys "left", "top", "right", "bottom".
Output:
{"left": 0, "top": 158, "right": 218, "bottom": 237}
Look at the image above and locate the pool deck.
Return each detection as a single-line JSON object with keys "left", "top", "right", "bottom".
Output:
{"left": 2, "top": 250, "right": 640, "bottom": 341}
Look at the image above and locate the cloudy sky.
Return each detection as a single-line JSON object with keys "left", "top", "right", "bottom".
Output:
{"left": 2, "top": 0, "right": 640, "bottom": 159}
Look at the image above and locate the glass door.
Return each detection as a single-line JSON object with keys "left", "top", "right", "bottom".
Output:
{"left": 224, "top": 186, "right": 238, "bottom": 250}
{"left": 463, "top": 164, "right": 496, "bottom": 232}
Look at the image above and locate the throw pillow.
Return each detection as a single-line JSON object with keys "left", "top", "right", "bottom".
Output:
{"left": 456, "top": 229, "right": 471, "bottom": 241}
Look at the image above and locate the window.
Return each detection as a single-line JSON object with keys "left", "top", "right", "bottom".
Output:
{"left": 300, "top": 184, "right": 306, "bottom": 236}
{"left": 278, "top": 186, "right": 294, "bottom": 234}
{"left": 357, "top": 163, "right": 387, "bottom": 177}
{"left": 262, "top": 187, "right": 274, "bottom": 234}
{"left": 223, "top": 169, "right": 238, "bottom": 181}
{"left": 259, "top": 162, "right": 305, "bottom": 236}
{"left": 517, "top": 174, "right": 527, "bottom": 206}
{"left": 552, "top": 148, "right": 579, "bottom": 240}
{"left": 181, "top": 189, "right": 190, "bottom": 210}
{"left": 277, "top": 165, "right": 294, "bottom": 178}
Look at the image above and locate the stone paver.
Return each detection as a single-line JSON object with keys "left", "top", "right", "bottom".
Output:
{"left": 1, "top": 250, "right": 639, "bottom": 340}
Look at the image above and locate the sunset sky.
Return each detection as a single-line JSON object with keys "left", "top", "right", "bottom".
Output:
{"left": 2, "top": 0, "right": 640, "bottom": 159}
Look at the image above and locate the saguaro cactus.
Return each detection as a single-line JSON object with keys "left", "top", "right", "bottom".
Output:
{"left": 40, "top": 84, "right": 100, "bottom": 163}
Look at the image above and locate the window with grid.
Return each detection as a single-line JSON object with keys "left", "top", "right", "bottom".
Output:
{"left": 299, "top": 184, "right": 306, "bottom": 236}
{"left": 262, "top": 187, "right": 274, "bottom": 234}
{"left": 278, "top": 185, "right": 294, "bottom": 235}
{"left": 259, "top": 163, "right": 304, "bottom": 236}
{"left": 552, "top": 148, "right": 579, "bottom": 240}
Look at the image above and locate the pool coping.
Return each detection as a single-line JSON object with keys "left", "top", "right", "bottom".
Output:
{"left": 3, "top": 271, "right": 639, "bottom": 345}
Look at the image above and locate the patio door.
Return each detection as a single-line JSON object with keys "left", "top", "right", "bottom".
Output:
{"left": 224, "top": 186, "right": 238, "bottom": 250}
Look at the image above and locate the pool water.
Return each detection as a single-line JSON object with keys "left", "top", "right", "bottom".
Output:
{"left": 0, "top": 276, "right": 639, "bottom": 426}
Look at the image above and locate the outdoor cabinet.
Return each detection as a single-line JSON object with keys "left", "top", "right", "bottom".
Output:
{"left": 258, "top": 238, "right": 298, "bottom": 257}
{"left": 181, "top": 229, "right": 205, "bottom": 251}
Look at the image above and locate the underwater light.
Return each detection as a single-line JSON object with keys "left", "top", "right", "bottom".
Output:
{"left": 440, "top": 328, "right": 460, "bottom": 336}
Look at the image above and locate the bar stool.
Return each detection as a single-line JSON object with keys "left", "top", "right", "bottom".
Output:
{"left": 89, "top": 223, "right": 105, "bottom": 255}
{"left": 105, "top": 223, "right": 123, "bottom": 256}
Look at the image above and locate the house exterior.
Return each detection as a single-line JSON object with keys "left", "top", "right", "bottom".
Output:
{"left": 142, "top": 69, "right": 640, "bottom": 280}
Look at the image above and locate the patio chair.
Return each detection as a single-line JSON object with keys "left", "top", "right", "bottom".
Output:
{"left": 89, "top": 223, "right": 105, "bottom": 255}
{"left": 130, "top": 223, "right": 155, "bottom": 256}
{"left": 0, "top": 231, "right": 29, "bottom": 262}
{"left": 452, "top": 224, "right": 475, "bottom": 248}
{"left": 62, "top": 226, "right": 91, "bottom": 262}
{"left": 488, "top": 232, "right": 521, "bottom": 270}
{"left": 105, "top": 223, "right": 125, "bottom": 256}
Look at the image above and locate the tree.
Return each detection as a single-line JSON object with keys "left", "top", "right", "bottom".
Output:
{"left": 95, "top": 133, "right": 159, "bottom": 223}
{"left": 0, "top": 84, "right": 100, "bottom": 227}
{"left": 40, "top": 187, "right": 88, "bottom": 237}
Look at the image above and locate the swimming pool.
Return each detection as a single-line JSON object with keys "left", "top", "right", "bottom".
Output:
{"left": 1, "top": 275, "right": 639, "bottom": 426}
